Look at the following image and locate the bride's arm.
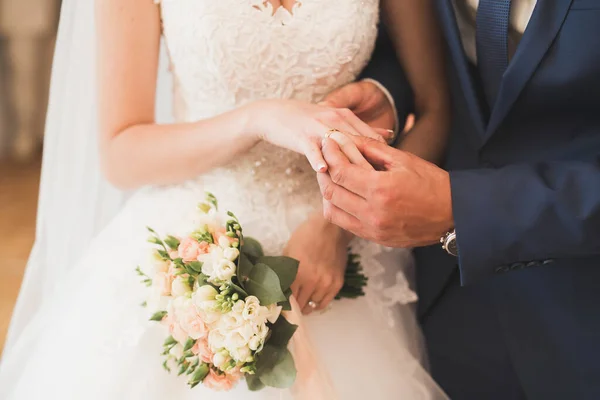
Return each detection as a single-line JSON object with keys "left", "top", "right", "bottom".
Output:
{"left": 381, "top": 0, "right": 450, "bottom": 165}
{"left": 96, "top": 0, "right": 383, "bottom": 189}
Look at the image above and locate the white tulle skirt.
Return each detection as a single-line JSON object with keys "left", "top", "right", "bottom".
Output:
{"left": 0, "top": 171, "right": 448, "bottom": 399}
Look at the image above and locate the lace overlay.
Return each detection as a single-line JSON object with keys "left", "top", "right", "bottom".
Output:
{"left": 150, "top": 0, "right": 417, "bottom": 325}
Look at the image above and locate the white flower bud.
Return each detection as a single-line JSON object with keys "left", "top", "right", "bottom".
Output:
{"left": 219, "top": 236, "right": 232, "bottom": 248}
{"left": 223, "top": 247, "right": 240, "bottom": 262}
{"left": 171, "top": 276, "right": 192, "bottom": 297}
{"left": 248, "top": 335, "right": 262, "bottom": 351}
{"left": 214, "top": 259, "right": 236, "bottom": 283}
{"left": 212, "top": 351, "right": 229, "bottom": 368}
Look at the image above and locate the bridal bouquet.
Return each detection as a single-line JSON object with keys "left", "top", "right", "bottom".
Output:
{"left": 136, "top": 193, "right": 367, "bottom": 392}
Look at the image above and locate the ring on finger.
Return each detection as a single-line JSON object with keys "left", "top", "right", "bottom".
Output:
{"left": 324, "top": 128, "right": 341, "bottom": 139}
{"left": 308, "top": 300, "right": 318, "bottom": 309}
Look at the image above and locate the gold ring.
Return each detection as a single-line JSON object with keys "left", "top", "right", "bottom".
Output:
{"left": 324, "top": 128, "right": 340, "bottom": 139}
{"left": 308, "top": 300, "right": 318, "bottom": 309}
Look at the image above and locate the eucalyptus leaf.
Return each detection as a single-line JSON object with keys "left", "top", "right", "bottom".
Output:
{"left": 256, "top": 256, "right": 299, "bottom": 291}
{"left": 246, "top": 374, "right": 266, "bottom": 391}
{"left": 238, "top": 253, "right": 255, "bottom": 286}
{"left": 229, "top": 282, "right": 249, "bottom": 297}
{"left": 256, "top": 345, "right": 297, "bottom": 389}
{"left": 242, "top": 237, "right": 264, "bottom": 261}
{"left": 267, "top": 316, "right": 298, "bottom": 348}
{"left": 245, "top": 263, "right": 286, "bottom": 306}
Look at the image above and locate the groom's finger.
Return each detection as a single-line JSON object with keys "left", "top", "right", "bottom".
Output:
{"left": 322, "top": 199, "right": 362, "bottom": 236}
{"left": 321, "top": 138, "right": 372, "bottom": 197}
{"left": 317, "top": 172, "right": 365, "bottom": 218}
{"left": 319, "top": 82, "right": 363, "bottom": 110}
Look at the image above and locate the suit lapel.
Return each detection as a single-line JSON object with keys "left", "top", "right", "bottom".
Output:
{"left": 484, "top": 0, "right": 573, "bottom": 141}
{"left": 436, "top": 0, "right": 486, "bottom": 138}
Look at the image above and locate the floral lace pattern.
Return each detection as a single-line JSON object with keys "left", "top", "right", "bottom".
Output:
{"left": 152, "top": 0, "right": 415, "bottom": 326}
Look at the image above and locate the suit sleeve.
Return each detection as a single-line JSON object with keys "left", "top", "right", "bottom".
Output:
{"left": 359, "top": 27, "right": 414, "bottom": 135}
{"left": 450, "top": 158, "right": 600, "bottom": 285}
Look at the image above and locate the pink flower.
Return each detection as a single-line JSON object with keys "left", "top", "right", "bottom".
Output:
{"left": 191, "top": 338, "right": 214, "bottom": 363}
{"left": 178, "top": 237, "right": 203, "bottom": 262}
{"left": 179, "top": 303, "right": 208, "bottom": 340}
{"left": 203, "top": 369, "right": 239, "bottom": 391}
{"left": 153, "top": 272, "right": 172, "bottom": 296}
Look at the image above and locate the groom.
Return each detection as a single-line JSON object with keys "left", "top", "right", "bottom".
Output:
{"left": 322, "top": 1, "right": 600, "bottom": 399}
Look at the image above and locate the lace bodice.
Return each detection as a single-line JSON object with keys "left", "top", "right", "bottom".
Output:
{"left": 158, "top": 0, "right": 379, "bottom": 193}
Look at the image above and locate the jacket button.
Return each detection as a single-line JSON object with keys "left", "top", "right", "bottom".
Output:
{"left": 495, "top": 266, "right": 508, "bottom": 273}
{"left": 510, "top": 263, "right": 524, "bottom": 270}
{"left": 526, "top": 261, "right": 538, "bottom": 268}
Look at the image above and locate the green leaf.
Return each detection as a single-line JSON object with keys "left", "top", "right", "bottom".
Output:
{"left": 229, "top": 282, "right": 249, "bottom": 298}
{"left": 187, "top": 261, "right": 203, "bottom": 273}
{"left": 149, "top": 311, "right": 168, "bottom": 321}
{"left": 237, "top": 253, "right": 255, "bottom": 286}
{"left": 256, "top": 345, "right": 297, "bottom": 389}
{"left": 246, "top": 374, "right": 266, "bottom": 391}
{"left": 256, "top": 256, "right": 299, "bottom": 292}
{"left": 157, "top": 249, "right": 170, "bottom": 260}
{"left": 190, "top": 363, "right": 210, "bottom": 385}
{"left": 183, "top": 337, "right": 195, "bottom": 352}
{"left": 242, "top": 237, "right": 264, "bottom": 261}
{"left": 267, "top": 316, "right": 298, "bottom": 348}
{"left": 245, "top": 263, "right": 286, "bottom": 306}
{"left": 280, "top": 300, "right": 291, "bottom": 311}
{"left": 164, "top": 235, "right": 181, "bottom": 250}
{"left": 164, "top": 335, "right": 177, "bottom": 346}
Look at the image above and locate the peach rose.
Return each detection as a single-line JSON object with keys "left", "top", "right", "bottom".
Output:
{"left": 179, "top": 302, "right": 208, "bottom": 340}
{"left": 203, "top": 369, "right": 239, "bottom": 391}
{"left": 178, "top": 237, "right": 203, "bottom": 262}
{"left": 191, "top": 338, "right": 214, "bottom": 363}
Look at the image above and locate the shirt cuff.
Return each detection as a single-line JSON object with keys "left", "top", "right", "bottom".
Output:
{"left": 361, "top": 78, "right": 400, "bottom": 140}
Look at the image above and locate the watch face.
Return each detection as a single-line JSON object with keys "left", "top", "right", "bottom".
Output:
{"left": 447, "top": 239, "right": 458, "bottom": 256}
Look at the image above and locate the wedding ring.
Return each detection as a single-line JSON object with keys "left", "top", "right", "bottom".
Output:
{"left": 308, "top": 300, "right": 318, "bottom": 309}
{"left": 324, "top": 128, "right": 340, "bottom": 139}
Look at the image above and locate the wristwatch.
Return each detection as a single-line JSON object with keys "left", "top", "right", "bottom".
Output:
{"left": 440, "top": 229, "right": 458, "bottom": 257}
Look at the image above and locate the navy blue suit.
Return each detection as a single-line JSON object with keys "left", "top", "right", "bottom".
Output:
{"left": 411, "top": 1, "right": 600, "bottom": 399}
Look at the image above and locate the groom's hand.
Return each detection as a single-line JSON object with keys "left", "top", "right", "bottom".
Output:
{"left": 320, "top": 80, "right": 397, "bottom": 132}
{"left": 317, "top": 137, "right": 454, "bottom": 248}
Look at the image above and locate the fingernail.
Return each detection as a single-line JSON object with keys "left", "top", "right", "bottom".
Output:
{"left": 317, "top": 163, "right": 327, "bottom": 172}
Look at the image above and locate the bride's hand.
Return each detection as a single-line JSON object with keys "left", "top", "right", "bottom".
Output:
{"left": 244, "top": 99, "right": 391, "bottom": 172}
{"left": 284, "top": 212, "right": 352, "bottom": 314}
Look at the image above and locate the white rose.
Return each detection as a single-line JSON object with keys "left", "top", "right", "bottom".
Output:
{"left": 243, "top": 296, "right": 262, "bottom": 321}
{"left": 230, "top": 346, "right": 252, "bottom": 363}
{"left": 232, "top": 299, "right": 245, "bottom": 314}
{"left": 254, "top": 322, "right": 269, "bottom": 340}
{"left": 219, "top": 235, "right": 232, "bottom": 249}
{"left": 248, "top": 335, "right": 262, "bottom": 351}
{"left": 219, "top": 311, "right": 244, "bottom": 330}
{"left": 201, "top": 259, "right": 215, "bottom": 277}
{"left": 212, "top": 351, "right": 229, "bottom": 368}
{"left": 266, "top": 304, "right": 282, "bottom": 324}
{"left": 225, "top": 331, "right": 248, "bottom": 351}
{"left": 169, "top": 343, "right": 184, "bottom": 359}
{"left": 171, "top": 276, "right": 192, "bottom": 297}
{"left": 237, "top": 323, "right": 255, "bottom": 342}
{"left": 223, "top": 247, "right": 240, "bottom": 262}
{"left": 208, "top": 329, "right": 226, "bottom": 350}
{"left": 213, "top": 259, "right": 236, "bottom": 283}
{"left": 193, "top": 285, "right": 218, "bottom": 304}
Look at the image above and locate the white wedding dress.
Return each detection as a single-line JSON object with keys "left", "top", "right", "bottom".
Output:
{"left": 0, "top": 1, "right": 447, "bottom": 399}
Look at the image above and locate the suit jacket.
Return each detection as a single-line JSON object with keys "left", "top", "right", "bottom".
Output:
{"left": 413, "top": 0, "right": 600, "bottom": 398}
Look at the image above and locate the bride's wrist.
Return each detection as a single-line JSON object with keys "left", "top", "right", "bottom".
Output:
{"left": 238, "top": 99, "right": 274, "bottom": 142}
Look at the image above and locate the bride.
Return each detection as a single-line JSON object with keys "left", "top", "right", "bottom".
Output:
{"left": 0, "top": 0, "right": 450, "bottom": 398}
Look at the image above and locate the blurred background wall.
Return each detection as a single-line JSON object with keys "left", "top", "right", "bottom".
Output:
{"left": 0, "top": 0, "right": 61, "bottom": 354}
